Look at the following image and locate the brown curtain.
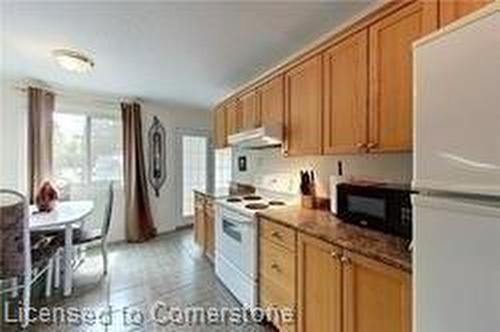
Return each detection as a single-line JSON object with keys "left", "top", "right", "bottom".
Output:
{"left": 121, "top": 102, "right": 157, "bottom": 242}
{"left": 28, "top": 87, "right": 55, "bottom": 203}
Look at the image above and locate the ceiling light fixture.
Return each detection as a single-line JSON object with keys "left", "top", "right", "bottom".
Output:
{"left": 53, "top": 49, "right": 95, "bottom": 73}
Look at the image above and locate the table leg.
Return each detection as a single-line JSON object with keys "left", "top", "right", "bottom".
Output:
{"left": 63, "top": 224, "right": 73, "bottom": 297}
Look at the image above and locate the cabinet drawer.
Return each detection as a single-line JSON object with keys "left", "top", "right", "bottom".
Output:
{"left": 260, "top": 276, "right": 296, "bottom": 331}
{"left": 260, "top": 239, "right": 296, "bottom": 295}
{"left": 261, "top": 219, "right": 296, "bottom": 251}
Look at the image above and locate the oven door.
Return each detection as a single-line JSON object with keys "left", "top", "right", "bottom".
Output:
{"left": 215, "top": 207, "right": 256, "bottom": 279}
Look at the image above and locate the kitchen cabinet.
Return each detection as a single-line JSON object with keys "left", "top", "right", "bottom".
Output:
{"left": 240, "top": 89, "right": 261, "bottom": 130}
{"left": 439, "top": 0, "right": 492, "bottom": 26}
{"left": 226, "top": 99, "right": 241, "bottom": 136}
{"left": 194, "top": 192, "right": 205, "bottom": 248}
{"left": 193, "top": 192, "right": 215, "bottom": 262}
{"left": 297, "top": 233, "right": 342, "bottom": 332}
{"left": 213, "top": 106, "right": 227, "bottom": 149}
{"left": 259, "top": 75, "right": 285, "bottom": 128}
{"left": 323, "top": 30, "right": 369, "bottom": 154}
{"left": 204, "top": 198, "right": 215, "bottom": 261}
{"left": 368, "top": 0, "right": 438, "bottom": 152}
{"left": 342, "top": 250, "right": 411, "bottom": 332}
{"left": 284, "top": 55, "right": 323, "bottom": 156}
{"left": 259, "top": 218, "right": 297, "bottom": 332}
{"left": 258, "top": 218, "right": 411, "bottom": 332}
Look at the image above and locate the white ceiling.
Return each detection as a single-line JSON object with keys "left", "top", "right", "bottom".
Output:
{"left": 2, "top": 1, "right": 374, "bottom": 110}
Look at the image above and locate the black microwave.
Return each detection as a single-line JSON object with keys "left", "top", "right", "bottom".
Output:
{"left": 336, "top": 182, "right": 414, "bottom": 239}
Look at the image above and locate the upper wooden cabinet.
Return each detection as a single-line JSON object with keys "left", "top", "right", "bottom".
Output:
{"left": 323, "top": 30, "right": 369, "bottom": 155}
{"left": 284, "top": 55, "right": 323, "bottom": 156}
{"left": 342, "top": 251, "right": 411, "bottom": 332}
{"left": 213, "top": 106, "right": 227, "bottom": 149}
{"left": 259, "top": 75, "right": 285, "bottom": 128}
{"left": 368, "top": 0, "right": 438, "bottom": 152}
{"left": 240, "top": 89, "right": 261, "bottom": 130}
{"left": 225, "top": 99, "right": 241, "bottom": 136}
{"left": 297, "top": 233, "right": 342, "bottom": 332}
{"left": 440, "top": 0, "right": 492, "bottom": 26}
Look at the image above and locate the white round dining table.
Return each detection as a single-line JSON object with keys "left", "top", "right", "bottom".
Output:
{"left": 29, "top": 200, "right": 94, "bottom": 296}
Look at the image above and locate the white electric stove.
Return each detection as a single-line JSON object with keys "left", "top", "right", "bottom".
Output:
{"left": 214, "top": 174, "right": 298, "bottom": 307}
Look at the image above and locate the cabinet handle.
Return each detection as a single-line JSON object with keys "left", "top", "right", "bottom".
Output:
{"left": 340, "top": 256, "right": 351, "bottom": 265}
{"left": 367, "top": 142, "right": 378, "bottom": 150}
{"left": 330, "top": 251, "right": 339, "bottom": 259}
{"left": 356, "top": 142, "right": 366, "bottom": 150}
{"left": 271, "top": 263, "right": 281, "bottom": 272}
{"left": 271, "top": 231, "right": 282, "bottom": 239}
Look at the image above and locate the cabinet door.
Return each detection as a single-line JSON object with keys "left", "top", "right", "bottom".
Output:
{"left": 204, "top": 199, "right": 215, "bottom": 261}
{"left": 440, "top": 0, "right": 492, "bottom": 27}
{"left": 226, "top": 99, "right": 241, "bottom": 136}
{"left": 240, "top": 89, "right": 261, "bottom": 130}
{"left": 193, "top": 194, "right": 205, "bottom": 248}
{"left": 284, "top": 55, "right": 323, "bottom": 156}
{"left": 342, "top": 251, "right": 411, "bottom": 332}
{"left": 213, "top": 106, "right": 227, "bottom": 149}
{"left": 369, "top": 1, "right": 437, "bottom": 152}
{"left": 260, "top": 75, "right": 284, "bottom": 128}
{"left": 297, "top": 233, "right": 342, "bottom": 332}
{"left": 323, "top": 30, "right": 368, "bottom": 154}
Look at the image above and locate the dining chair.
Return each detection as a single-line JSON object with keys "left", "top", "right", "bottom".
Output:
{"left": 73, "top": 182, "right": 114, "bottom": 275}
{"left": 0, "top": 189, "right": 60, "bottom": 328}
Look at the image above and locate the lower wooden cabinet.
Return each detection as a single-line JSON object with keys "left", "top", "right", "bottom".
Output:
{"left": 342, "top": 251, "right": 411, "bottom": 332}
{"left": 297, "top": 234, "right": 342, "bottom": 332}
{"left": 297, "top": 233, "right": 411, "bottom": 332}
{"left": 194, "top": 192, "right": 205, "bottom": 247}
{"left": 259, "top": 218, "right": 297, "bottom": 331}
{"left": 204, "top": 199, "right": 215, "bottom": 261}
{"left": 193, "top": 192, "right": 215, "bottom": 262}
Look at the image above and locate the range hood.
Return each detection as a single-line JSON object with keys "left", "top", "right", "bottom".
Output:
{"left": 227, "top": 125, "right": 283, "bottom": 149}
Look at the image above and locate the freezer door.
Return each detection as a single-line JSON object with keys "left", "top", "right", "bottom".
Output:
{"left": 413, "top": 7, "right": 500, "bottom": 196}
{"left": 413, "top": 194, "right": 500, "bottom": 332}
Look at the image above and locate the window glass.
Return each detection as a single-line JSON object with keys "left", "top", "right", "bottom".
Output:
{"left": 215, "top": 148, "right": 232, "bottom": 188}
{"left": 53, "top": 113, "right": 86, "bottom": 184}
{"left": 53, "top": 112, "right": 122, "bottom": 187}
{"left": 91, "top": 117, "right": 122, "bottom": 182}
{"left": 182, "top": 135, "right": 207, "bottom": 217}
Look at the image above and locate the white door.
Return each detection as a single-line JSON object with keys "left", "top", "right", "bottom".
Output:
{"left": 176, "top": 129, "right": 212, "bottom": 226}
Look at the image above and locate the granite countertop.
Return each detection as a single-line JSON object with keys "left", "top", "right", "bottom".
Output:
{"left": 257, "top": 206, "right": 412, "bottom": 272}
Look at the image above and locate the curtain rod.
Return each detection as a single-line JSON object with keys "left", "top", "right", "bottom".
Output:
{"left": 12, "top": 84, "right": 142, "bottom": 107}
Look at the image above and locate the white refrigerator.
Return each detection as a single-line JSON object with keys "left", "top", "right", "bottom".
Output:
{"left": 413, "top": 3, "right": 500, "bottom": 332}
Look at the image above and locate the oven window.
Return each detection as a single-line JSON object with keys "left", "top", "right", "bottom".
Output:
{"left": 347, "top": 195, "right": 386, "bottom": 219}
{"left": 222, "top": 219, "right": 242, "bottom": 242}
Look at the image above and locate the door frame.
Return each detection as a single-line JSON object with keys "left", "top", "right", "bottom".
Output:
{"left": 174, "top": 127, "right": 213, "bottom": 227}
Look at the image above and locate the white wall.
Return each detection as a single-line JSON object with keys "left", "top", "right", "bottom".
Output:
{"left": 233, "top": 147, "right": 412, "bottom": 197}
{"left": 141, "top": 100, "right": 211, "bottom": 235}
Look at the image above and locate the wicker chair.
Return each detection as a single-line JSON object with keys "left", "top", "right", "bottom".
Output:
{"left": 0, "top": 190, "right": 59, "bottom": 328}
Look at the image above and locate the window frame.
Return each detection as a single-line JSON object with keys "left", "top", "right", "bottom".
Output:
{"left": 53, "top": 111, "right": 123, "bottom": 186}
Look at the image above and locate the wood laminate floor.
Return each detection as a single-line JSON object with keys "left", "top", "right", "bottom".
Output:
{"left": 1, "top": 229, "right": 274, "bottom": 331}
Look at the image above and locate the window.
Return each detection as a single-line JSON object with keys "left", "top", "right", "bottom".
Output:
{"left": 182, "top": 135, "right": 208, "bottom": 217}
{"left": 53, "top": 112, "right": 122, "bottom": 187}
{"left": 215, "top": 148, "right": 232, "bottom": 188}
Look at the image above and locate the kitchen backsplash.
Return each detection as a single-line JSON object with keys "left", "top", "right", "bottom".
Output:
{"left": 232, "top": 147, "right": 412, "bottom": 197}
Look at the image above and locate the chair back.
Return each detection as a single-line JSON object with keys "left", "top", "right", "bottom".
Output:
{"left": 101, "top": 182, "right": 114, "bottom": 238}
{"left": 0, "top": 190, "right": 30, "bottom": 279}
